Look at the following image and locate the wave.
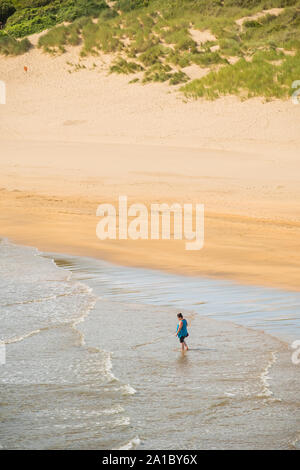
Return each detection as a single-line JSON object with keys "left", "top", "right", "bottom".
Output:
{"left": 4, "top": 328, "right": 42, "bottom": 345}
{"left": 70, "top": 294, "right": 97, "bottom": 347}
{"left": 257, "top": 351, "right": 278, "bottom": 399}
{"left": 0, "top": 289, "right": 91, "bottom": 308}
{"left": 121, "top": 384, "right": 137, "bottom": 395}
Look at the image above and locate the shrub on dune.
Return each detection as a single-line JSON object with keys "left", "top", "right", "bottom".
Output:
{"left": 116, "top": 0, "right": 150, "bottom": 12}
{"left": 139, "top": 44, "right": 167, "bottom": 66}
{"left": 81, "top": 19, "right": 123, "bottom": 55}
{"left": 169, "top": 69, "right": 189, "bottom": 85}
{"left": 4, "top": 0, "right": 108, "bottom": 37}
{"left": 181, "top": 52, "right": 300, "bottom": 100}
{"left": 0, "top": 34, "right": 31, "bottom": 54}
{"left": 110, "top": 57, "right": 144, "bottom": 74}
{"left": 38, "top": 23, "right": 82, "bottom": 53}
{"left": 142, "top": 62, "right": 172, "bottom": 82}
{"left": 0, "top": 0, "right": 16, "bottom": 24}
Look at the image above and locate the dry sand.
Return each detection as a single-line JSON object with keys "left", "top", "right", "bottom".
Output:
{"left": 0, "top": 46, "right": 300, "bottom": 290}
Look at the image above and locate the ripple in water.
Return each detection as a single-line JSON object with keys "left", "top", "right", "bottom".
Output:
{"left": 1, "top": 239, "right": 300, "bottom": 449}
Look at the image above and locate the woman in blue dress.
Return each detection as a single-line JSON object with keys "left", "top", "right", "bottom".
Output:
{"left": 175, "top": 313, "right": 189, "bottom": 352}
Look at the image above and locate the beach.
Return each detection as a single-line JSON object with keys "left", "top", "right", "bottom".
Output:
{"left": 0, "top": 46, "right": 300, "bottom": 289}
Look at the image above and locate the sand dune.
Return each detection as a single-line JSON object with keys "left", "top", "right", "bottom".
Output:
{"left": 235, "top": 8, "right": 284, "bottom": 30}
{"left": 0, "top": 46, "right": 300, "bottom": 290}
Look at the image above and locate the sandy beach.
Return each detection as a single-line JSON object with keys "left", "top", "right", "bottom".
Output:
{"left": 1, "top": 6, "right": 300, "bottom": 450}
{"left": 0, "top": 45, "right": 300, "bottom": 291}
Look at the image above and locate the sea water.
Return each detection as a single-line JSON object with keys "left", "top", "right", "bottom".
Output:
{"left": 0, "top": 239, "right": 299, "bottom": 449}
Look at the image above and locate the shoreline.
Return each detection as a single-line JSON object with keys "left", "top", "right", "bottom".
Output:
{"left": 1, "top": 45, "right": 300, "bottom": 293}
{"left": 2, "top": 228, "right": 300, "bottom": 294}
{"left": 2, "top": 235, "right": 300, "bottom": 346}
{"left": 0, "top": 138, "right": 300, "bottom": 293}
{"left": 48, "top": 249, "right": 300, "bottom": 346}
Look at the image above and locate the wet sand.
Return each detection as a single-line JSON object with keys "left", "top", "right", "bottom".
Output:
{"left": 0, "top": 46, "right": 300, "bottom": 290}
{"left": 0, "top": 139, "right": 300, "bottom": 291}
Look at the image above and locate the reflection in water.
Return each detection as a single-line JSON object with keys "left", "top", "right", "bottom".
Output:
{"left": 48, "top": 253, "right": 300, "bottom": 343}
{"left": 176, "top": 352, "right": 189, "bottom": 368}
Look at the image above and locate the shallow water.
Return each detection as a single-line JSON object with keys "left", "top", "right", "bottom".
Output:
{"left": 52, "top": 254, "right": 300, "bottom": 343}
{"left": 0, "top": 239, "right": 299, "bottom": 449}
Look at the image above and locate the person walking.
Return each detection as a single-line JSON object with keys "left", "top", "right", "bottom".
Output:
{"left": 175, "top": 313, "right": 189, "bottom": 352}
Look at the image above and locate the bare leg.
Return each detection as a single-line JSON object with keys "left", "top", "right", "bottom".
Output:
{"left": 181, "top": 342, "right": 185, "bottom": 353}
{"left": 184, "top": 340, "right": 189, "bottom": 351}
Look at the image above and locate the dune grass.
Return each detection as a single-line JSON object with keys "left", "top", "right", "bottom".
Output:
{"left": 1, "top": 0, "right": 300, "bottom": 98}
{"left": 37, "top": 21, "right": 83, "bottom": 53}
{"left": 81, "top": 19, "right": 123, "bottom": 56}
{"left": 110, "top": 57, "right": 144, "bottom": 74}
{"left": 181, "top": 51, "right": 300, "bottom": 100}
{"left": 0, "top": 34, "right": 31, "bottom": 55}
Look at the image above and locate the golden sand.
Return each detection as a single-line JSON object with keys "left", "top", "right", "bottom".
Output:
{"left": 0, "top": 46, "right": 299, "bottom": 290}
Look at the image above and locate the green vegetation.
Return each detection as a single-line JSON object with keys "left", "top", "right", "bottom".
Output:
{"left": 81, "top": 18, "right": 123, "bottom": 55}
{"left": 0, "top": 1, "right": 16, "bottom": 24}
{"left": 181, "top": 51, "right": 300, "bottom": 100}
{"left": 142, "top": 62, "right": 189, "bottom": 84}
{"left": 139, "top": 45, "right": 167, "bottom": 66}
{"left": 142, "top": 62, "right": 172, "bottom": 82}
{"left": 169, "top": 69, "right": 189, "bottom": 85}
{"left": 110, "top": 57, "right": 144, "bottom": 74}
{"left": 1, "top": 0, "right": 300, "bottom": 98}
{"left": 3, "top": 0, "right": 108, "bottom": 37}
{"left": 38, "top": 23, "right": 79, "bottom": 53}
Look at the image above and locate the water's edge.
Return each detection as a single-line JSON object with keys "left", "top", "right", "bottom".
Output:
{"left": 1, "top": 237, "right": 299, "bottom": 450}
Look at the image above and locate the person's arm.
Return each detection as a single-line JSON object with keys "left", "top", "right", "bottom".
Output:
{"left": 176, "top": 320, "right": 183, "bottom": 336}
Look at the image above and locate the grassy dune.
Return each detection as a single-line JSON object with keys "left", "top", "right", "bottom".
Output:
{"left": 0, "top": 0, "right": 300, "bottom": 99}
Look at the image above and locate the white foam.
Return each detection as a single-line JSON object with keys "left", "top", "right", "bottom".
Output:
{"left": 224, "top": 392, "right": 236, "bottom": 397}
{"left": 114, "top": 416, "right": 130, "bottom": 427}
{"left": 71, "top": 295, "right": 97, "bottom": 346}
{"left": 102, "top": 405, "right": 124, "bottom": 415}
{"left": 101, "top": 350, "right": 119, "bottom": 382}
{"left": 121, "top": 384, "right": 137, "bottom": 395}
{"left": 0, "top": 240, "right": 97, "bottom": 344}
{"left": 258, "top": 351, "right": 277, "bottom": 398}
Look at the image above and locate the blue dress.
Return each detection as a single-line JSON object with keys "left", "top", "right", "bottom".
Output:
{"left": 177, "top": 318, "right": 188, "bottom": 338}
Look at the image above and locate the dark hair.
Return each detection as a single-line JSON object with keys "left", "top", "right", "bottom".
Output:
{"left": 177, "top": 313, "right": 183, "bottom": 319}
